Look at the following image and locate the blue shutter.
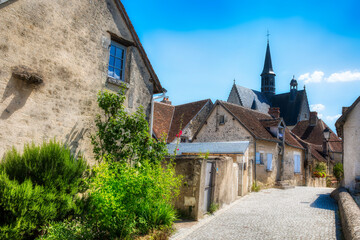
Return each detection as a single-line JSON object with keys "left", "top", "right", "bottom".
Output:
{"left": 294, "top": 155, "right": 301, "bottom": 173}
{"left": 256, "top": 152, "right": 260, "bottom": 164}
{"left": 267, "top": 153, "right": 273, "bottom": 170}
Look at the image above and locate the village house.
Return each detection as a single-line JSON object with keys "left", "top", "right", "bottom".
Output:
{"left": 0, "top": 0, "right": 163, "bottom": 161}
{"left": 153, "top": 98, "right": 213, "bottom": 143}
{"left": 192, "top": 100, "right": 306, "bottom": 189}
{"left": 336, "top": 96, "right": 360, "bottom": 193}
{"left": 292, "top": 111, "right": 343, "bottom": 175}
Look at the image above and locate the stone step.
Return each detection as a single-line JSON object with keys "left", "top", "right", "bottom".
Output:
{"left": 280, "top": 185, "right": 295, "bottom": 190}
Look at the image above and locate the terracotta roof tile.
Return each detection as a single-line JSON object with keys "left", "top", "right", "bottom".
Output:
{"left": 167, "top": 99, "right": 211, "bottom": 143}
{"left": 292, "top": 119, "right": 342, "bottom": 152}
{"left": 284, "top": 128, "right": 303, "bottom": 149}
{"left": 153, "top": 102, "right": 174, "bottom": 140}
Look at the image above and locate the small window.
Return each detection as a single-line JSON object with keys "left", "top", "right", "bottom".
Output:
{"left": 294, "top": 154, "right": 301, "bottom": 173}
{"left": 256, "top": 152, "right": 264, "bottom": 164}
{"left": 108, "top": 41, "right": 126, "bottom": 82}
{"left": 219, "top": 115, "right": 225, "bottom": 125}
{"left": 180, "top": 137, "right": 187, "bottom": 143}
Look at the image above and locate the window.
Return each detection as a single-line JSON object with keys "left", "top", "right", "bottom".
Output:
{"left": 256, "top": 152, "right": 264, "bottom": 164}
{"left": 266, "top": 153, "right": 273, "bottom": 171}
{"left": 294, "top": 154, "right": 301, "bottom": 173}
{"left": 108, "top": 41, "right": 126, "bottom": 82}
{"left": 219, "top": 115, "right": 225, "bottom": 125}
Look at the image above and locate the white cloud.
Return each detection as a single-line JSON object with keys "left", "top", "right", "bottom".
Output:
{"left": 326, "top": 114, "right": 341, "bottom": 122}
{"left": 326, "top": 71, "right": 360, "bottom": 82}
{"left": 318, "top": 113, "right": 323, "bottom": 118}
{"left": 298, "top": 71, "right": 324, "bottom": 84}
{"left": 310, "top": 103, "right": 325, "bottom": 112}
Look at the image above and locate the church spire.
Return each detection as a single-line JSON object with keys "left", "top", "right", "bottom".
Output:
{"left": 261, "top": 33, "right": 276, "bottom": 98}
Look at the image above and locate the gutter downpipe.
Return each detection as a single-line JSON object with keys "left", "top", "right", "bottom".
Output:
{"left": 254, "top": 139, "right": 257, "bottom": 183}
{"left": 149, "top": 88, "right": 167, "bottom": 137}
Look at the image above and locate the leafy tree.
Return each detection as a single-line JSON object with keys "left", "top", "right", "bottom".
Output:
{"left": 90, "top": 90, "right": 168, "bottom": 165}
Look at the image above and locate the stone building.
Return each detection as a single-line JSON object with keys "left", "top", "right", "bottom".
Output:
{"left": 0, "top": 0, "right": 164, "bottom": 161}
{"left": 292, "top": 111, "right": 343, "bottom": 175}
{"left": 227, "top": 41, "right": 310, "bottom": 128}
{"left": 193, "top": 100, "right": 306, "bottom": 188}
{"left": 336, "top": 96, "right": 360, "bottom": 193}
{"left": 153, "top": 98, "right": 213, "bottom": 143}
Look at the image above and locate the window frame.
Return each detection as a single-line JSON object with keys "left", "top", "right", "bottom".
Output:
{"left": 107, "top": 41, "right": 127, "bottom": 83}
{"left": 256, "top": 151, "right": 265, "bottom": 165}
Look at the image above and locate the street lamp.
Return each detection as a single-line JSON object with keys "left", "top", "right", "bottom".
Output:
{"left": 323, "top": 127, "right": 331, "bottom": 174}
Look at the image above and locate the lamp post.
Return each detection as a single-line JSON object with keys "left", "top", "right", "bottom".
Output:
{"left": 323, "top": 127, "right": 331, "bottom": 175}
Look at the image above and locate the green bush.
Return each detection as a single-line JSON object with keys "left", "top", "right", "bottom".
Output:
{"left": 37, "top": 218, "right": 103, "bottom": 240}
{"left": 314, "top": 162, "right": 327, "bottom": 173}
{"left": 251, "top": 181, "right": 261, "bottom": 192}
{"left": 333, "top": 163, "right": 344, "bottom": 181}
{"left": 87, "top": 160, "right": 180, "bottom": 239}
{"left": 0, "top": 141, "right": 89, "bottom": 239}
{"left": 208, "top": 203, "right": 219, "bottom": 214}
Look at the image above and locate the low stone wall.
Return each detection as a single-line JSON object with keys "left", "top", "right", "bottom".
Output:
{"left": 331, "top": 187, "right": 360, "bottom": 240}
{"left": 307, "top": 177, "right": 326, "bottom": 187}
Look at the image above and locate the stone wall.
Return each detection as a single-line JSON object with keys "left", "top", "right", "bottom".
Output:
{"left": 331, "top": 187, "right": 360, "bottom": 240}
{"left": 173, "top": 155, "right": 238, "bottom": 220}
{"left": 343, "top": 102, "right": 360, "bottom": 192}
{"left": 254, "top": 140, "right": 280, "bottom": 188}
{"left": 283, "top": 145, "right": 305, "bottom": 186}
{"left": 0, "top": 0, "right": 156, "bottom": 162}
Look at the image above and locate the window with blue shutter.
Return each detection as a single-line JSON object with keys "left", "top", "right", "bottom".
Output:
{"left": 256, "top": 152, "right": 261, "bottom": 164}
{"left": 267, "top": 153, "right": 273, "bottom": 171}
{"left": 108, "top": 41, "right": 126, "bottom": 81}
{"left": 294, "top": 155, "right": 301, "bottom": 173}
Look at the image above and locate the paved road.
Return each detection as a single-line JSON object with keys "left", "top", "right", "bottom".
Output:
{"left": 181, "top": 187, "right": 341, "bottom": 240}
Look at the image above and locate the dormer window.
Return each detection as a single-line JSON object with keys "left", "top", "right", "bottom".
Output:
{"left": 278, "top": 126, "right": 284, "bottom": 140}
{"left": 108, "top": 41, "right": 126, "bottom": 82}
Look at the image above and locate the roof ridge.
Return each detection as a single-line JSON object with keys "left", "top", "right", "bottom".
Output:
{"left": 174, "top": 99, "right": 211, "bottom": 107}
{"left": 154, "top": 101, "right": 175, "bottom": 108}
{"left": 220, "top": 100, "right": 271, "bottom": 117}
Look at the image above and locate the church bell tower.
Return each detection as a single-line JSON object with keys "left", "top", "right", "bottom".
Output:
{"left": 261, "top": 36, "right": 276, "bottom": 99}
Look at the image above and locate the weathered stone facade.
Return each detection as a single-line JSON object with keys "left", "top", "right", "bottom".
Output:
{"left": 0, "top": 0, "right": 162, "bottom": 162}
{"left": 283, "top": 145, "right": 305, "bottom": 186}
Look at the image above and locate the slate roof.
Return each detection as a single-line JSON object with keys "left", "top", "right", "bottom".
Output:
{"left": 261, "top": 42, "right": 275, "bottom": 75}
{"left": 292, "top": 118, "right": 342, "bottom": 153}
{"left": 230, "top": 85, "right": 271, "bottom": 114}
{"left": 154, "top": 99, "right": 212, "bottom": 143}
{"left": 270, "top": 90, "right": 307, "bottom": 126}
{"left": 167, "top": 141, "right": 250, "bottom": 155}
{"left": 335, "top": 96, "right": 360, "bottom": 138}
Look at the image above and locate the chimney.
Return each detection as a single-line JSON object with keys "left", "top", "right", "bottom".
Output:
{"left": 161, "top": 97, "right": 172, "bottom": 105}
{"left": 268, "top": 107, "right": 280, "bottom": 118}
{"left": 309, "top": 112, "right": 318, "bottom": 126}
{"left": 342, "top": 107, "right": 349, "bottom": 114}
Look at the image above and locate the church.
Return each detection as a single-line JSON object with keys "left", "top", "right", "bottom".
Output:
{"left": 227, "top": 40, "right": 310, "bottom": 128}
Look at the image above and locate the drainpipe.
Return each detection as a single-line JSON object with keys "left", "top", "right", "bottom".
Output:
{"left": 254, "top": 139, "right": 257, "bottom": 182}
{"left": 149, "top": 88, "right": 167, "bottom": 137}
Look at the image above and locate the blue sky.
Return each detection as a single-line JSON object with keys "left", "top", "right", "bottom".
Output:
{"left": 122, "top": 0, "right": 360, "bottom": 130}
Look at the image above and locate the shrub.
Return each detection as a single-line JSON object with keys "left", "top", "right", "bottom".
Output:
{"left": 208, "top": 203, "right": 219, "bottom": 214}
{"left": 86, "top": 91, "right": 182, "bottom": 239}
{"left": 251, "top": 181, "right": 261, "bottom": 192}
{"left": 314, "top": 162, "right": 327, "bottom": 173}
{"left": 87, "top": 160, "right": 181, "bottom": 239}
{"left": 333, "top": 163, "right": 344, "bottom": 181}
{"left": 0, "top": 141, "right": 89, "bottom": 239}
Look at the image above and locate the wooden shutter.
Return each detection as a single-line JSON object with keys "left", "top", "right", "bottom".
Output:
{"left": 294, "top": 155, "right": 301, "bottom": 173}
{"left": 256, "top": 152, "right": 260, "bottom": 164}
{"left": 267, "top": 153, "right": 273, "bottom": 171}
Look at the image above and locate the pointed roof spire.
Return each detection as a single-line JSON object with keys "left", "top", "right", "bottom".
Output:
{"left": 261, "top": 35, "right": 275, "bottom": 76}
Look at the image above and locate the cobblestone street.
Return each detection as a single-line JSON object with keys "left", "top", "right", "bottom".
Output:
{"left": 176, "top": 187, "right": 342, "bottom": 240}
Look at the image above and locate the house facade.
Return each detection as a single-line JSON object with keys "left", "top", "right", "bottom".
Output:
{"left": 0, "top": 0, "right": 163, "bottom": 161}
{"left": 193, "top": 101, "right": 305, "bottom": 188}
{"left": 336, "top": 96, "right": 360, "bottom": 193}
